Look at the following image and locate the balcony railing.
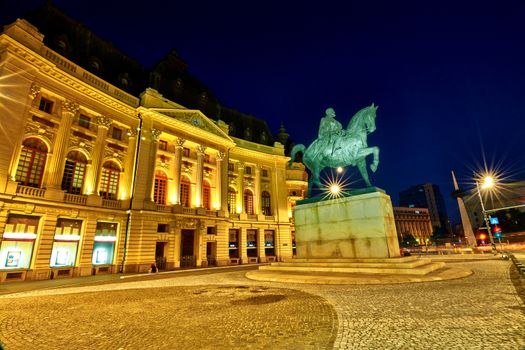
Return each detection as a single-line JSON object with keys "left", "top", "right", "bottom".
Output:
{"left": 156, "top": 204, "right": 172, "bottom": 213}
{"left": 247, "top": 214, "right": 257, "bottom": 220}
{"left": 230, "top": 213, "right": 240, "bottom": 220}
{"left": 206, "top": 210, "right": 217, "bottom": 217}
{"left": 64, "top": 193, "right": 88, "bottom": 205}
{"left": 16, "top": 185, "right": 45, "bottom": 198}
{"left": 182, "top": 207, "right": 196, "bottom": 215}
{"left": 102, "top": 199, "right": 122, "bottom": 209}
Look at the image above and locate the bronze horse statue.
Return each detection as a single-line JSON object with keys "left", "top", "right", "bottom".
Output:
{"left": 289, "top": 104, "right": 380, "bottom": 196}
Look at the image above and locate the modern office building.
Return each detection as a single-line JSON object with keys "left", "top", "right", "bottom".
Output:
{"left": 399, "top": 183, "right": 450, "bottom": 233}
{"left": 0, "top": 4, "right": 307, "bottom": 282}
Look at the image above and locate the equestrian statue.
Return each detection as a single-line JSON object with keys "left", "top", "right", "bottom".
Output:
{"left": 289, "top": 104, "right": 380, "bottom": 196}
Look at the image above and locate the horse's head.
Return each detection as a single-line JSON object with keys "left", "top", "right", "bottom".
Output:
{"left": 364, "top": 103, "right": 378, "bottom": 133}
{"left": 347, "top": 103, "right": 378, "bottom": 134}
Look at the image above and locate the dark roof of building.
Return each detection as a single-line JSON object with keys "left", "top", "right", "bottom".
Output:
{"left": 20, "top": 1, "right": 278, "bottom": 147}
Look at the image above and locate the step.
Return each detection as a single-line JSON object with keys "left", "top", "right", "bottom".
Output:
{"left": 286, "top": 256, "right": 418, "bottom": 264}
{"left": 270, "top": 259, "right": 430, "bottom": 269}
{"left": 259, "top": 261, "right": 446, "bottom": 275}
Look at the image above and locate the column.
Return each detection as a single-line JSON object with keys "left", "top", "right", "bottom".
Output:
{"left": 215, "top": 151, "right": 225, "bottom": 210}
{"left": 85, "top": 116, "right": 111, "bottom": 195}
{"left": 257, "top": 229, "right": 266, "bottom": 262}
{"left": 254, "top": 165, "right": 261, "bottom": 215}
{"left": 46, "top": 100, "right": 79, "bottom": 190}
{"left": 172, "top": 138, "right": 185, "bottom": 204}
{"left": 237, "top": 162, "right": 245, "bottom": 213}
{"left": 239, "top": 227, "right": 248, "bottom": 264}
{"left": 121, "top": 127, "right": 138, "bottom": 200}
{"left": 144, "top": 128, "right": 161, "bottom": 202}
{"left": 195, "top": 145, "right": 206, "bottom": 207}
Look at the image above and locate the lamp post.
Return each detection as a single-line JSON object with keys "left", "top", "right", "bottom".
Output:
{"left": 475, "top": 174, "right": 497, "bottom": 255}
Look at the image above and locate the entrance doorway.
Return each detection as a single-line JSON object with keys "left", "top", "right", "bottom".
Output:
{"left": 155, "top": 242, "right": 167, "bottom": 270}
{"left": 180, "top": 229, "right": 196, "bottom": 268}
{"left": 206, "top": 242, "right": 216, "bottom": 266}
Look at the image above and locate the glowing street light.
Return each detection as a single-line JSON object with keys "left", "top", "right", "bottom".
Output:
{"left": 330, "top": 184, "right": 341, "bottom": 194}
{"left": 475, "top": 173, "right": 497, "bottom": 255}
{"left": 336, "top": 167, "right": 343, "bottom": 174}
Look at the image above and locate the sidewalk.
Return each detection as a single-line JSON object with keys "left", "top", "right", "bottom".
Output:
{"left": 0, "top": 264, "right": 260, "bottom": 295}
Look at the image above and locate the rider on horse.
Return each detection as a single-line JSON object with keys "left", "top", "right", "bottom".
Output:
{"left": 318, "top": 108, "right": 345, "bottom": 157}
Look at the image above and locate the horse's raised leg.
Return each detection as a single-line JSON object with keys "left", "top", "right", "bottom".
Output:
{"left": 370, "top": 146, "right": 380, "bottom": 172}
{"left": 356, "top": 158, "right": 372, "bottom": 187}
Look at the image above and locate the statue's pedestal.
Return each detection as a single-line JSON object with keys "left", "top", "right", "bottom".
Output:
{"left": 294, "top": 188, "right": 400, "bottom": 259}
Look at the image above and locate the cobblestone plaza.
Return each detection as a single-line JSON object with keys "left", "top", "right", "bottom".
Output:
{"left": 0, "top": 258, "right": 524, "bottom": 349}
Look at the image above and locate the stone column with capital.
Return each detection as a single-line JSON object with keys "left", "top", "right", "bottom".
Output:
{"left": 215, "top": 151, "right": 225, "bottom": 212}
{"left": 237, "top": 162, "right": 245, "bottom": 214}
{"left": 85, "top": 116, "right": 111, "bottom": 196}
{"left": 172, "top": 138, "right": 185, "bottom": 205}
{"left": 45, "top": 100, "right": 79, "bottom": 191}
{"left": 254, "top": 165, "right": 261, "bottom": 215}
{"left": 144, "top": 128, "right": 161, "bottom": 202}
{"left": 121, "top": 127, "right": 138, "bottom": 202}
{"left": 195, "top": 145, "right": 206, "bottom": 207}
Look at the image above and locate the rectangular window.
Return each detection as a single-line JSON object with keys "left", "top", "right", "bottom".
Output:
{"left": 159, "top": 140, "right": 168, "bottom": 151}
{"left": 111, "top": 127, "right": 122, "bottom": 140}
{"left": 207, "top": 226, "right": 216, "bottom": 235}
{"left": 228, "top": 229, "right": 239, "bottom": 258}
{"left": 262, "top": 169, "right": 268, "bottom": 177}
{"left": 51, "top": 218, "right": 82, "bottom": 267}
{"left": 157, "top": 224, "right": 168, "bottom": 233}
{"left": 0, "top": 214, "right": 39, "bottom": 269}
{"left": 92, "top": 222, "right": 118, "bottom": 265}
{"left": 228, "top": 162, "right": 234, "bottom": 172}
{"left": 79, "top": 115, "right": 91, "bottom": 129}
{"left": 204, "top": 154, "right": 211, "bottom": 163}
{"left": 183, "top": 147, "right": 190, "bottom": 157}
{"left": 245, "top": 166, "right": 252, "bottom": 175}
{"left": 38, "top": 98, "right": 53, "bottom": 113}
{"left": 246, "top": 229, "right": 257, "bottom": 257}
{"left": 264, "top": 229, "right": 275, "bottom": 256}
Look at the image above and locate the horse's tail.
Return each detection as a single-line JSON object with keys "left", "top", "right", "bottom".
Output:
{"left": 289, "top": 144, "right": 305, "bottom": 167}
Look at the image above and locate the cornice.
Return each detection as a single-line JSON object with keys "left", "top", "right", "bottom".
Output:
{"left": 138, "top": 107, "right": 236, "bottom": 149}
{"left": 0, "top": 34, "right": 139, "bottom": 119}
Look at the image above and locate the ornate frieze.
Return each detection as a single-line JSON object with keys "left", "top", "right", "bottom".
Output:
{"left": 96, "top": 116, "right": 112, "bottom": 129}
{"left": 24, "top": 120, "right": 55, "bottom": 143}
{"left": 104, "top": 147, "right": 124, "bottom": 162}
{"left": 68, "top": 136, "right": 94, "bottom": 154}
{"left": 174, "top": 217, "right": 204, "bottom": 230}
{"left": 61, "top": 100, "right": 80, "bottom": 114}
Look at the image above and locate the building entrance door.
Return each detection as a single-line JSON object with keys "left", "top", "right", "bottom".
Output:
{"left": 155, "top": 242, "right": 167, "bottom": 270}
{"left": 206, "top": 242, "right": 216, "bottom": 266}
{"left": 180, "top": 229, "right": 196, "bottom": 268}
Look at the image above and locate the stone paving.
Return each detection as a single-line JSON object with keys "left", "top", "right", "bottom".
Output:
{"left": 0, "top": 259, "right": 524, "bottom": 350}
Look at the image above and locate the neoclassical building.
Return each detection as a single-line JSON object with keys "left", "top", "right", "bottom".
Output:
{"left": 393, "top": 207, "right": 433, "bottom": 245}
{"left": 0, "top": 15, "right": 307, "bottom": 281}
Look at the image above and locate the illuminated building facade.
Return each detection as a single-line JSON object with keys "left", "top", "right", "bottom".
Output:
{"left": 393, "top": 207, "right": 433, "bottom": 245}
{"left": 0, "top": 12, "right": 306, "bottom": 281}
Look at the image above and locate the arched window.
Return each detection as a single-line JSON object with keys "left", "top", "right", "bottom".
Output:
{"left": 227, "top": 187, "right": 237, "bottom": 214}
{"left": 154, "top": 170, "right": 168, "bottom": 205}
{"left": 202, "top": 181, "right": 211, "bottom": 210}
{"left": 61, "top": 151, "right": 87, "bottom": 194}
{"left": 244, "top": 189, "right": 254, "bottom": 215}
{"left": 180, "top": 177, "right": 191, "bottom": 207}
{"left": 15, "top": 138, "right": 48, "bottom": 188}
{"left": 99, "top": 161, "right": 120, "bottom": 200}
{"left": 262, "top": 191, "right": 271, "bottom": 216}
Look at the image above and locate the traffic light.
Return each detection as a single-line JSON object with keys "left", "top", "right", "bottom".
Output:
{"left": 492, "top": 224, "right": 503, "bottom": 239}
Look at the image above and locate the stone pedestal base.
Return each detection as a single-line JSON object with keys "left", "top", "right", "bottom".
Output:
{"left": 294, "top": 189, "right": 400, "bottom": 259}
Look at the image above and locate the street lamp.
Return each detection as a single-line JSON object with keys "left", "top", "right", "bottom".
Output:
{"left": 475, "top": 174, "right": 497, "bottom": 255}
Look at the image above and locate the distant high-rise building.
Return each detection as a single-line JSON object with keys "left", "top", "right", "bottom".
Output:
{"left": 399, "top": 183, "right": 450, "bottom": 232}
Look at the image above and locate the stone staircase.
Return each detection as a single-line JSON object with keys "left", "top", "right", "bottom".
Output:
{"left": 258, "top": 256, "right": 446, "bottom": 276}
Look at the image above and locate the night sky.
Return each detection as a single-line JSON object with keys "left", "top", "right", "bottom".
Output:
{"left": 2, "top": 0, "right": 525, "bottom": 223}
